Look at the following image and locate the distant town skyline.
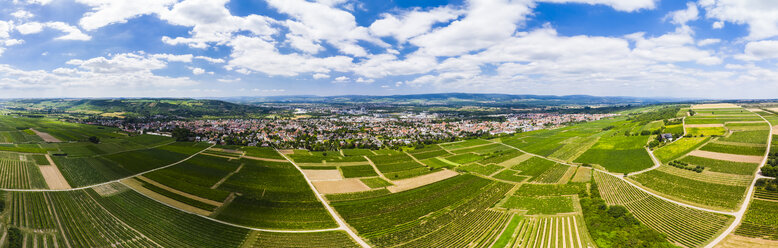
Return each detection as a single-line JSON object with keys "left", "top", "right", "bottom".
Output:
{"left": 0, "top": 0, "right": 777, "bottom": 98}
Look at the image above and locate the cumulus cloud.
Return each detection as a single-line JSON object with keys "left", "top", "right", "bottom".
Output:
{"left": 11, "top": 10, "right": 34, "bottom": 19}
{"left": 539, "top": 0, "right": 657, "bottom": 12}
{"left": 16, "top": 22, "right": 91, "bottom": 40}
{"left": 700, "top": 0, "right": 778, "bottom": 40}
{"left": 76, "top": 0, "right": 177, "bottom": 31}
{"left": 226, "top": 35, "right": 353, "bottom": 77}
{"left": 735, "top": 40, "right": 778, "bottom": 61}
{"left": 266, "top": 0, "right": 387, "bottom": 56}
{"left": 369, "top": 6, "right": 463, "bottom": 43}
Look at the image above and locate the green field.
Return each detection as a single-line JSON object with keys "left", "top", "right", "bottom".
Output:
{"left": 699, "top": 142, "right": 765, "bottom": 156}
{"left": 653, "top": 137, "right": 710, "bottom": 162}
{"left": 630, "top": 169, "right": 747, "bottom": 210}
{"left": 502, "top": 196, "right": 574, "bottom": 214}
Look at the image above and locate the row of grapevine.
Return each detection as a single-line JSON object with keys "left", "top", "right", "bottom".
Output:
{"left": 8, "top": 192, "right": 56, "bottom": 230}
{"left": 496, "top": 215, "right": 592, "bottom": 248}
{"left": 245, "top": 231, "right": 360, "bottom": 248}
{"left": 395, "top": 209, "right": 509, "bottom": 248}
{"left": 595, "top": 171, "right": 732, "bottom": 248}
{"left": 0, "top": 158, "right": 47, "bottom": 189}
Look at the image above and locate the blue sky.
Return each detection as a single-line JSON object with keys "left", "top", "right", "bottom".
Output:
{"left": 0, "top": 0, "right": 777, "bottom": 99}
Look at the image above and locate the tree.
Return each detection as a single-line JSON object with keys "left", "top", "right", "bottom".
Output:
{"left": 172, "top": 127, "right": 193, "bottom": 142}
{"left": 88, "top": 136, "right": 100, "bottom": 144}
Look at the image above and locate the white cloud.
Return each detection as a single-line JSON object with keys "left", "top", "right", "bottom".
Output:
{"left": 227, "top": 35, "right": 353, "bottom": 76}
{"left": 76, "top": 0, "right": 177, "bottom": 31}
{"left": 666, "top": 2, "right": 698, "bottom": 25}
{"left": 334, "top": 76, "right": 349, "bottom": 82}
{"left": 11, "top": 10, "right": 34, "bottom": 19}
{"left": 355, "top": 77, "right": 374, "bottom": 83}
{"left": 313, "top": 73, "right": 330, "bottom": 79}
{"left": 194, "top": 56, "right": 225, "bottom": 63}
{"left": 712, "top": 21, "right": 724, "bottom": 29}
{"left": 46, "top": 22, "right": 92, "bottom": 40}
{"left": 410, "top": 0, "right": 535, "bottom": 57}
{"left": 16, "top": 22, "right": 43, "bottom": 34}
{"left": 66, "top": 53, "right": 166, "bottom": 73}
{"left": 152, "top": 53, "right": 193, "bottom": 63}
{"left": 627, "top": 30, "right": 721, "bottom": 65}
{"left": 697, "top": 38, "right": 721, "bottom": 46}
{"left": 700, "top": 0, "right": 778, "bottom": 40}
{"left": 539, "top": 0, "right": 657, "bottom": 12}
{"left": 266, "top": 0, "right": 387, "bottom": 56}
{"left": 160, "top": 0, "right": 277, "bottom": 48}
{"left": 15, "top": 22, "right": 90, "bottom": 41}
{"left": 191, "top": 67, "right": 205, "bottom": 75}
{"left": 735, "top": 40, "right": 778, "bottom": 60}
{"left": 0, "top": 21, "right": 13, "bottom": 38}
{"left": 369, "top": 6, "right": 463, "bottom": 43}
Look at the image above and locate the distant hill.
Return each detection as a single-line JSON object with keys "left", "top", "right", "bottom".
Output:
{"left": 6, "top": 98, "right": 268, "bottom": 118}
{"left": 220, "top": 93, "right": 689, "bottom": 107}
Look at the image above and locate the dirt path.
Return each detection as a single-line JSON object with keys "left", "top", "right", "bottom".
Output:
{"left": 279, "top": 150, "right": 371, "bottom": 248}
{"left": 39, "top": 154, "right": 71, "bottom": 189}
{"left": 122, "top": 178, "right": 214, "bottom": 216}
{"left": 629, "top": 147, "right": 662, "bottom": 176}
{"left": 30, "top": 129, "right": 61, "bottom": 143}
{"left": 363, "top": 156, "right": 392, "bottom": 183}
{"left": 386, "top": 169, "right": 458, "bottom": 193}
{"left": 211, "top": 163, "right": 244, "bottom": 189}
{"left": 685, "top": 124, "right": 724, "bottom": 128}
{"left": 241, "top": 156, "right": 288, "bottom": 163}
{"left": 687, "top": 150, "right": 763, "bottom": 163}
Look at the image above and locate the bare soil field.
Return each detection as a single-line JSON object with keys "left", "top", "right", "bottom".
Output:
{"left": 278, "top": 149, "right": 294, "bottom": 154}
{"left": 687, "top": 150, "right": 763, "bottom": 163}
{"left": 302, "top": 169, "right": 343, "bottom": 181}
{"left": 387, "top": 169, "right": 459, "bottom": 193}
{"left": 691, "top": 103, "right": 740, "bottom": 109}
{"left": 312, "top": 179, "right": 370, "bottom": 194}
{"left": 773, "top": 125, "right": 778, "bottom": 134}
{"left": 30, "top": 128, "right": 61, "bottom": 142}
{"left": 39, "top": 154, "right": 71, "bottom": 189}
{"left": 716, "top": 235, "right": 778, "bottom": 248}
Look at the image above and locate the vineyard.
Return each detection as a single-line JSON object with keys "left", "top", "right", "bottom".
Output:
{"left": 493, "top": 214, "right": 594, "bottom": 248}
{"left": 595, "top": 171, "right": 732, "bottom": 248}
{"left": 0, "top": 157, "right": 48, "bottom": 189}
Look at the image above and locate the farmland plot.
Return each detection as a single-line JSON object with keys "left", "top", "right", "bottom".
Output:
{"left": 653, "top": 137, "right": 710, "bottom": 162}
{"left": 332, "top": 175, "right": 512, "bottom": 247}
{"left": 595, "top": 171, "right": 732, "bottom": 248}
{"left": 246, "top": 231, "right": 360, "bottom": 248}
{"left": 735, "top": 199, "right": 778, "bottom": 240}
{"left": 630, "top": 169, "right": 747, "bottom": 210}
{"left": 573, "top": 135, "right": 653, "bottom": 173}
{"left": 214, "top": 159, "right": 337, "bottom": 229}
{"left": 0, "top": 158, "right": 48, "bottom": 189}
{"left": 493, "top": 215, "right": 594, "bottom": 248}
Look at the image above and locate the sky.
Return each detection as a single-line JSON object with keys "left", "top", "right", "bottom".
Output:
{"left": 0, "top": 0, "right": 778, "bottom": 99}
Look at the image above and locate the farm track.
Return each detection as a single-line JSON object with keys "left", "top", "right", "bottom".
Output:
{"left": 279, "top": 150, "right": 371, "bottom": 248}
{"left": 705, "top": 109, "right": 774, "bottom": 248}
